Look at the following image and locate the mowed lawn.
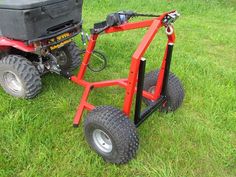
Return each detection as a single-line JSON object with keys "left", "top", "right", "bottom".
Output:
{"left": 0, "top": 0, "right": 235, "bottom": 176}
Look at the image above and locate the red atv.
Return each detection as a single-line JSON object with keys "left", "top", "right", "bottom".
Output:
{"left": 0, "top": 0, "right": 83, "bottom": 98}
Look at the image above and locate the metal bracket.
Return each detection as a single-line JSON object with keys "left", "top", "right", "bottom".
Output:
{"left": 134, "top": 44, "right": 174, "bottom": 127}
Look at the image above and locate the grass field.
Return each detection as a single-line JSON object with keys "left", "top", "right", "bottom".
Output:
{"left": 0, "top": 0, "right": 235, "bottom": 176}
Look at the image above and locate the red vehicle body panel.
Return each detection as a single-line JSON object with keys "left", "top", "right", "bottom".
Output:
{"left": 0, "top": 36, "right": 35, "bottom": 53}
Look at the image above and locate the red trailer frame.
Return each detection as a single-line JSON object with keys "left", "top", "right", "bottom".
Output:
{"left": 71, "top": 11, "right": 177, "bottom": 127}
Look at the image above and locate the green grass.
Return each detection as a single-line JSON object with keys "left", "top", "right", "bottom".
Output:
{"left": 0, "top": 0, "right": 236, "bottom": 176}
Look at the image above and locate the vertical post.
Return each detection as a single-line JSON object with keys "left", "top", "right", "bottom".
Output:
{"left": 73, "top": 86, "right": 92, "bottom": 127}
{"left": 77, "top": 34, "right": 98, "bottom": 80}
{"left": 134, "top": 58, "right": 146, "bottom": 125}
{"left": 161, "top": 43, "right": 174, "bottom": 95}
{"left": 123, "top": 20, "right": 161, "bottom": 116}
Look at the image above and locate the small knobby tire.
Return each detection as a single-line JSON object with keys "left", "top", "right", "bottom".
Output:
{"left": 143, "top": 69, "right": 184, "bottom": 112}
{"left": 84, "top": 106, "right": 139, "bottom": 164}
{"left": 0, "top": 55, "right": 42, "bottom": 99}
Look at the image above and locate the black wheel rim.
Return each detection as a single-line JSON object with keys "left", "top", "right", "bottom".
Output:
{"left": 53, "top": 50, "right": 69, "bottom": 67}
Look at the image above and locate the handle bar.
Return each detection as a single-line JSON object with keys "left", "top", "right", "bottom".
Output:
{"left": 92, "top": 10, "right": 180, "bottom": 34}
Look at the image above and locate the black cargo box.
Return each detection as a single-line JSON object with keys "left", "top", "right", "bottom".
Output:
{"left": 0, "top": 0, "right": 83, "bottom": 41}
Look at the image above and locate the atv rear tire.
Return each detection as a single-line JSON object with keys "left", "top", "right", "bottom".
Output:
{"left": 0, "top": 55, "right": 42, "bottom": 99}
{"left": 0, "top": 52, "right": 6, "bottom": 59}
{"left": 84, "top": 106, "right": 139, "bottom": 164}
{"left": 53, "top": 41, "right": 81, "bottom": 71}
{"left": 143, "top": 69, "right": 184, "bottom": 112}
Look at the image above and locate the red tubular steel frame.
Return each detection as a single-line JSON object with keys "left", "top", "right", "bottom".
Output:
{"left": 71, "top": 12, "right": 176, "bottom": 126}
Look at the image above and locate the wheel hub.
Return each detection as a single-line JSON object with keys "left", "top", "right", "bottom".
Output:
{"left": 148, "top": 86, "right": 156, "bottom": 102}
{"left": 3, "top": 71, "right": 23, "bottom": 93}
{"left": 149, "top": 86, "right": 171, "bottom": 110}
{"left": 54, "top": 50, "right": 68, "bottom": 66}
{"left": 92, "top": 129, "right": 113, "bottom": 153}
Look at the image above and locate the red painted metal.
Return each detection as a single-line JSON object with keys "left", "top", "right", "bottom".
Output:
{"left": 105, "top": 19, "right": 154, "bottom": 33}
{"left": 0, "top": 36, "right": 35, "bottom": 52}
{"left": 73, "top": 85, "right": 95, "bottom": 125}
{"left": 123, "top": 20, "right": 162, "bottom": 115}
{"left": 153, "top": 31, "right": 176, "bottom": 100}
{"left": 77, "top": 34, "right": 99, "bottom": 80}
{"left": 71, "top": 11, "right": 177, "bottom": 126}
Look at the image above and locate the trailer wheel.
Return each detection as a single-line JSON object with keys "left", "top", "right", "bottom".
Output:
{"left": 0, "top": 55, "right": 42, "bottom": 99}
{"left": 84, "top": 106, "right": 139, "bottom": 164}
{"left": 143, "top": 70, "right": 184, "bottom": 112}
{"left": 53, "top": 41, "right": 81, "bottom": 71}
